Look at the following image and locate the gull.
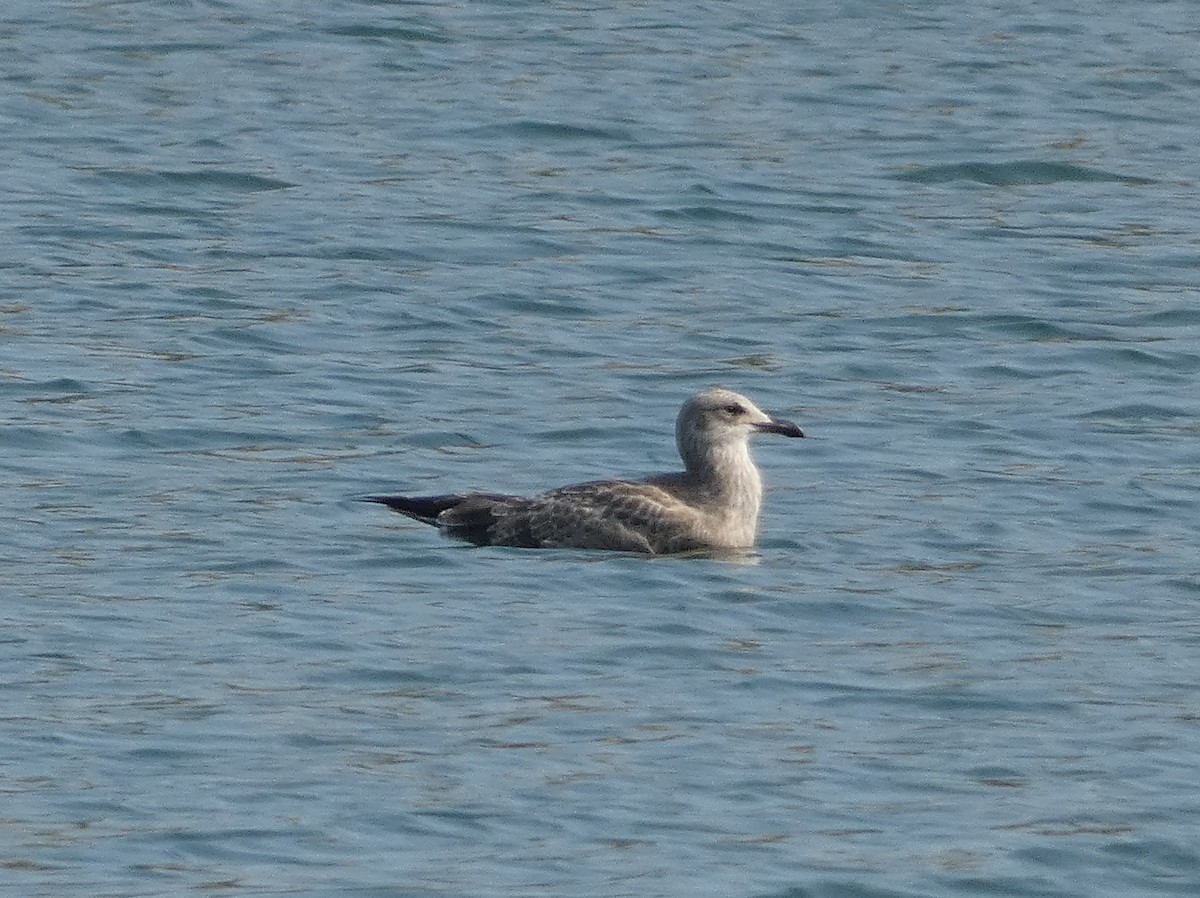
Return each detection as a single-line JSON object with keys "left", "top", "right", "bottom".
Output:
{"left": 364, "top": 387, "right": 804, "bottom": 554}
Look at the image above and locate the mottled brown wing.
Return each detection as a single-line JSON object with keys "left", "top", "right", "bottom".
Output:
{"left": 489, "top": 481, "right": 709, "bottom": 554}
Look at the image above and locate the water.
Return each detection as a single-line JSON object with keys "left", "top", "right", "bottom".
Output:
{"left": 3, "top": 1, "right": 1199, "bottom": 895}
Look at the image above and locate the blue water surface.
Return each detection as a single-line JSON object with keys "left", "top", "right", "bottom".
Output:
{"left": 3, "top": 1, "right": 1199, "bottom": 896}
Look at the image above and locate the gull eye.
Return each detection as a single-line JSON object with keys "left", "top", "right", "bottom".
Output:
{"left": 722, "top": 403, "right": 744, "bottom": 416}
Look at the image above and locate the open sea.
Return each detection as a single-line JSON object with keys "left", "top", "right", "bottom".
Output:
{"left": 3, "top": 1, "right": 1199, "bottom": 896}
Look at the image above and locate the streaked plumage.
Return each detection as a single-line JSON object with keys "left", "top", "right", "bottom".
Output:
{"left": 365, "top": 388, "right": 804, "bottom": 554}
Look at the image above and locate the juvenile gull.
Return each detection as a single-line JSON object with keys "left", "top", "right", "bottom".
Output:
{"left": 364, "top": 387, "right": 804, "bottom": 554}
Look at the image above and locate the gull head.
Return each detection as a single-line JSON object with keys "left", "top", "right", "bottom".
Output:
{"left": 676, "top": 387, "right": 804, "bottom": 473}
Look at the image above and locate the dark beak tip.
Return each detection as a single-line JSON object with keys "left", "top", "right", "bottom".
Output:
{"left": 757, "top": 419, "right": 805, "bottom": 438}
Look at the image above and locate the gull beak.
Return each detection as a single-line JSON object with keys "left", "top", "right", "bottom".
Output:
{"left": 753, "top": 416, "right": 805, "bottom": 438}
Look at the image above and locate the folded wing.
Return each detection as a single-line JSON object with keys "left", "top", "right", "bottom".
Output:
{"left": 367, "top": 479, "right": 714, "bottom": 554}
{"left": 489, "top": 481, "right": 708, "bottom": 553}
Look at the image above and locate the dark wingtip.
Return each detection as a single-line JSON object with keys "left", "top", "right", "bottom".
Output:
{"left": 361, "top": 494, "right": 468, "bottom": 526}
{"left": 360, "top": 495, "right": 419, "bottom": 509}
{"left": 361, "top": 494, "right": 418, "bottom": 511}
